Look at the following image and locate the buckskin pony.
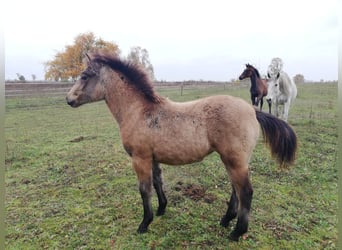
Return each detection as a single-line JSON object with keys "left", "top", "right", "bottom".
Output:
{"left": 66, "top": 53, "right": 297, "bottom": 241}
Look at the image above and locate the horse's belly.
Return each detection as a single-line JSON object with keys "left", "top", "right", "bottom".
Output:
{"left": 153, "top": 138, "right": 212, "bottom": 165}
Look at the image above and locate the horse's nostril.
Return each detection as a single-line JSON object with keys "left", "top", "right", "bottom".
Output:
{"left": 67, "top": 99, "right": 75, "bottom": 106}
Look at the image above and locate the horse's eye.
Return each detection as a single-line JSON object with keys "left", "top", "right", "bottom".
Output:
{"left": 275, "top": 84, "right": 278, "bottom": 87}
{"left": 81, "top": 75, "right": 88, "bottom": 81}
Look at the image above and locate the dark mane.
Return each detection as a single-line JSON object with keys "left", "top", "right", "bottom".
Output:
{"left": 90, "top": 53, "right": 161, "bottom": 103}
{"left": 247, "top": 64, "right": 261, "bottom": 78}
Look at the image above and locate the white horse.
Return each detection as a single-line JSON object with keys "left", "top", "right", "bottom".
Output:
{"left": 266, "top": 67, "right": 297, "bottom": 121}
{"left": 268, "top": 57, "right": 283, "bottom": 74}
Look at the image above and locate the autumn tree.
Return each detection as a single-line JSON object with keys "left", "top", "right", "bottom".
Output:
{"left": 44, "top": 32, "right": 120, "bottom": 81}
{"left": 127, "top": 46, "right": 155, "bottom": 81}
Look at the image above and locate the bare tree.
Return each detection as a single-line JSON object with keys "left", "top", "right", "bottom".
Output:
{"left": 16, "top": 73, "right": 25, "bottom": 81}
{"left": 127, "top": 46, "right": 155, "bottom": 81}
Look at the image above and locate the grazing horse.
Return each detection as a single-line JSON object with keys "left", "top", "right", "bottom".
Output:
{"left": 266, "top": 65, "right": 297, "bottom": 121}
{"left": 239, "top": 64, "right": 270, "bottom": 113}
{"left": 66, "top": 53, "right": 297, "bottom": 241}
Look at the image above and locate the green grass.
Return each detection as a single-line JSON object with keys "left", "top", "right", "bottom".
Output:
{"left": 5, "top": 83, "right": 337, "bottom": 249}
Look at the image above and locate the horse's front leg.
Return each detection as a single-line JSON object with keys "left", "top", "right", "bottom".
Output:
{"left": 133, "top": 156, "right": 154, "bottom": 233}
{"left": 254, "top": 98, "right": 260, "bottom": 110}
{"left": 267, "top": 99, "right": 272, "bottom": 114}
{"left": 250, "top": 95, "right": 256, "bottom": 106}
{"left": 275, "top": 103, "right": 279, "bottom": 118}
{"left": 259, "top": 97, "right": 263, "bottom": 111}
{"left": 283, "top": 101, "right": 290, "bottom": 122}
{"left": 152, "top": 161, "right": 167, "bottom": 216}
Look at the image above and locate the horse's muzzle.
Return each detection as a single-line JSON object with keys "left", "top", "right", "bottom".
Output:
{"left": 66, "top": 97, "right": 78, "bottom": 107}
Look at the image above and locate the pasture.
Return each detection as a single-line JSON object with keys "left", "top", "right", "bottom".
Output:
{"left": 5, "top": 82, "right": 337, "bottom": 249}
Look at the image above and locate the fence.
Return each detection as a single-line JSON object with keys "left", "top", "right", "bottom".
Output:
{"left": 5, "top": 82, "right": 74, "bottom": 98}
{"left": 5, "top": 81, "right": 244, "bottom": 98}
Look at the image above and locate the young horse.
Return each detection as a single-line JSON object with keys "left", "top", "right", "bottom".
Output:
{"left": 66, "top": 53, "right": 297, "bottom": 241}
{"left": 266, "top": 66, "right": 297, "bottom": 121}
{"left": 239, "top": 64, "right": 270, "bottom": 113}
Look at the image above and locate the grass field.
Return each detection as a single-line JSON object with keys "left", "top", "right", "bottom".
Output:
{"left": 5, "top": 82, "right": 337, "bottom": 249}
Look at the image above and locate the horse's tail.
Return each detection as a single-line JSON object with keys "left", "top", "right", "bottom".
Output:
{"left": 256, "top": 110, "right": 297, "bottom": 167}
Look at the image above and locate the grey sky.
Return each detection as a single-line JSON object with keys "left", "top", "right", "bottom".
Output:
{"left": 4, "top": 0, "right": 338, "bottom": 81}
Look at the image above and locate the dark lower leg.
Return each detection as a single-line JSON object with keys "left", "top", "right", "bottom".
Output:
{"left": 137, "top": 180, "right": 153, "bottom": 233}
{"left": 255, "top": 99, "right": 260, "bottom": 108}
{"left": 220, "top": 186, "right": 238, "bottom": 227}
{"left": 260, "top": 98, "right": 263, "bottom": 111}
{"left": 152, "top": 161, "right": 167, "bottom": 216}
{"left": 251, "top": 96, "right": 256, "bottom": 106}
{"left": 267, "top": 100, "right": 272, "bottom": 114}
{"left": 229, "top": 178, "right": 253, "bottom": 241}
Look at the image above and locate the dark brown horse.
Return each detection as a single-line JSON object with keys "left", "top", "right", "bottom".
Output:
{"left": 239, "top": 64, "right": 270, "bottom": 113}
{"left": 66, "top": 53, "right": 297, "bottom": 241}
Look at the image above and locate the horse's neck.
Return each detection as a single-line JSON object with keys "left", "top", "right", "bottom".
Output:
{"left": 279, "top": 73, "right": 291, "bottom": 94}
{"left": 104, "top": 74, "right": 147, "bottom": 125}
{"left": 249, "top": 73, "right": 257, "bottom": 90}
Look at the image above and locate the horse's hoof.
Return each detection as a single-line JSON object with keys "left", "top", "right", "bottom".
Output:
{"left": 220, "top": 217, "right": 230, "bottom": 228}
{"left": 156, "top": 208, "right": 166, "bottom": 216}
{"left": 228, "top": 231, "right": 240, "bottom": 242}
{"left": 137, "top": 225, "right": 148, "bottom": 234}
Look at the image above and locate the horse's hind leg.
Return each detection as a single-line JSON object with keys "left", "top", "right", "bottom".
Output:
{"left": 229, "top": 173, "right": 253, "bottom": 241}
{"left": 221, "top": 157, "right": 253, "bottom": 241}
{"left": 152, "top": 161, "right": 167, "bottom": 216}
{"left": 220, "top": 186, "right": 238, "bottom": 227}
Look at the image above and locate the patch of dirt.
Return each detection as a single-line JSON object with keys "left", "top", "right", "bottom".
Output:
{"left": 69, "top": 135, "right": 97, "bottom": 142}
{"left": 262, "top": 220, "right": 294, "bottom": 240}
{"left": 174, "top": 181, "right": 217, "bottom": 203}
{"left": 69, "top": 136, "right": 85, "bottom": 142}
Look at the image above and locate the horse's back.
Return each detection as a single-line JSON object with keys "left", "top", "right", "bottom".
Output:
{"left": 291, "top": 80, "right": 297, "bottom": 101}
{"left": 147, "top": 95, "right": 259, "bottom": 165}
{"left": 277, "top": 72, "right": 296, "bottom": 102}
{"left": 201, "top": 95, "right": 259, "bottom": 160}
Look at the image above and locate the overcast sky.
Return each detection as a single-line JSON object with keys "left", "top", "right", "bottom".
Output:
{"left": 4, "top": 0, "right": 338, "bottom": 81}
